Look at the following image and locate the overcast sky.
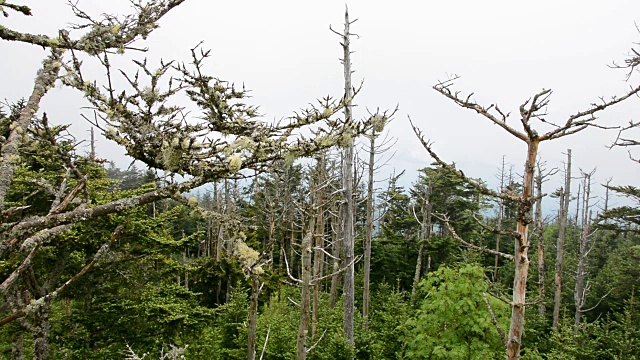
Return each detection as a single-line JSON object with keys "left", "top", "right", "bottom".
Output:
{"left": 2, "top": 0, "right": 640, "bottom": 213}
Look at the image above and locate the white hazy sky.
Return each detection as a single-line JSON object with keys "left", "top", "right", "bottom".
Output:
{"left": 2, "top": 0, "right": 640, "bottom": 212}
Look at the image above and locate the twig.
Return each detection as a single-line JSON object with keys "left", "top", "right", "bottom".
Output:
{"left": 306, "top": 329, "right": 328, "bottom": 354}
{"left": 259, "top": 325, "right": 271, "bottom": 360}
{"left": 483, "top": 293, "right": 507, "bottom": 346}
{"left": 435, "top": 213, "right": 514, "bottom": 260}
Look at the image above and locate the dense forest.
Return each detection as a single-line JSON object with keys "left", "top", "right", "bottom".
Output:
{"left": 1, "top": 1, "right": 639, "bottom": 359}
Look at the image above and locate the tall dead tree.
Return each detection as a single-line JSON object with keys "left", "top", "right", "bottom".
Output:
{"left": 312, "top": 155, "right": 327, "bottom": 338}
{"left": 412, "top": 73, "right": 640, "bottom": 359}
{"left": 296, "top": 224, "right": 314, "bottom": 360}
{"left": 574, "top": 169, "right": 596, "bottom": 331}
{"left": 534, "top": 159, "right": 557, "bottom": 317}
{"left": 362, "top": 123, "right": 376, "bottom": 328}
{"left": 494, "top": 156, "right": 508, "bottom": 282}
{"left": 331, "top": 7, "right": 356, "bottom": 346}
{"left": 553, "top": 149, "right": 572, "bottom": 329}
{"left": 362, "top": 111, "right": 395, "bottom": 327}
{"left": 247, "top": 275, "right": 262, "bottom": 360}
{"left": 411, "top": 181, "right": 432, "bottom": 300}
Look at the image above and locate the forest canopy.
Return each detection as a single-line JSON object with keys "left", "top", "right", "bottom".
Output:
{"left": 1, "top": 1, "right": 640, "bottom": 360}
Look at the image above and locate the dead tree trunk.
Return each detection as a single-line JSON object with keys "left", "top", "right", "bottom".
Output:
{"left": 553, "top": 149, "right": 572, "bottom": 329}
{"left": 574, "top": 170, "right": 594, "bottom": 331}
{"left": 247, "top": 276, "right": 261, "bottom": 360}
{"left": 0, "top": 50, "right": 63, "bottom": 210}
{"left": 336, "top": 7, "right": 355, "bottom": 346}
{"left": 534, "top": 160, "right": 556, "bottom": 317}
{"left": 412, "top": 183, "right": 432, "bottom": 300}
{"left": 312, "top": 156, "right": 325, "bottom": 338}
{"left": 12, "top": 330, "right": 24, "bottom": 360}
{"left": 296, "top": 228, "right": 314, "bottom": 360}
{"left": 329, "top": 190, "right": 342, "bottom": 308}
{"left": 363, "top": 127, "right": 375, "bottom": 328}
{"left": 494, "top": 156, "right": 507, "bottom": 282}
{"left": 506, "top": 140, "right": 538, "bottom": 359}
{"left": 414, "top": 74, "right": 639, "bottom": 358}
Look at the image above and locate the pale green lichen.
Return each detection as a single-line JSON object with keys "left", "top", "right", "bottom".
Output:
{"left": 338, "top": 132, "right": 352, "bottom": 148}
{"left": 227, "top": 155, "right": 242, "bottom": 173}
{"left": 140, "top": 86, "right": 159, "bottom": 103}
{"left": 48, "top": 38, "right": 60, "bottom": 47}
{"left": 322, "top": 108, "right": 333, "bottom": 118}
{"left": 110, "top": 24, "right": 121, "bottom": 34}
{"left": 235, "top": 136, "right": 255, "bottom": 151}
{"left": 372, "top": 114, "right": 386, "bottom": 133}
{"left": 231, "top": 233, "right": 263, "bottom": 276}
{"left": 284, "top": 151, "right": 298, "bottom": 166}
{"left": 106, "top": 126, "right": 117, "bottom": 138}
{"left": 188, "top": 196, "right": 198, "bottom": 207}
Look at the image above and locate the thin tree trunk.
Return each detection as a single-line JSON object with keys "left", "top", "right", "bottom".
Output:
{"left": 11, "top": 330, "right": 24, "bottom": 360}
{"left": 574, "top": 172, "right": 593, "bottom": 331}
{"left": 534, "top": 165, "right": 546, "bottom": 317}
{"left": 0, "top": 50, "right": 63, "bottom": 210}
{"left": 363, "top": 127, "right": 375, "bottom": 327}
{"left": 312, "top": 157, "right": 325, "bottom": 337}
{"left": 553, "top": 149, "right": 571, "bottom": 330}
{"left": 329, "top": 198, "right": 342, "bottom": 308}
{"left": 247, "top": 276, "right": 260, "bottom": 360}
{"left": 32, "top": 304, "right": 51, "bottom": 360}
{"left": 296, "top": 228, "right": 314, "bottom": 360}
{"left": 340, "top": 7, "right": 356, "bottom": 346}
{"left": 506, "top": 140, "right": 538, "bottom": 360}
{"left": 574, "top": 183, "right": 581, "bottom": 225}
{"left": 603, "top": 178, "right": 612, "bottom": 224}
{"left": 412, "top": 184, "right": 432, "bottom": 300}
{"left": 494, "top": 156, "right": 507, "bottom": 282}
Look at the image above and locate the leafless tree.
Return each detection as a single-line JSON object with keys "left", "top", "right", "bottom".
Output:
{"left": 330, "top": 7, "right": 357, "bottom": 346}
{"left": 412, "top": 68, "right": 640, "bottom": 358}
{"left": 534, "top": 159, "right": 557, "bottom": 317}
{"left": 553, "top": 150, "right": 572, "bottom": 330}
{"left": 574, "top": 168, "right": 597, "bottom": 332}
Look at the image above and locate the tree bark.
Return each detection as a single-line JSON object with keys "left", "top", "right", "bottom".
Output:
{"left": 339, "top": 7, "right": 355, "bottom": 346}
{"left": 552, "top": 149, "right": 571, "bottom": 330}
{"left": 32, "top": 304, "right": 51, "bottom": 360}
{"left": 312, "top": 157, "right": 325, "bottom": 337}
{"left": 494, "top": 157, "right": 507, "bottom": 282}
{"left": 534, "top": 164, "right": 546, "bottom": 317}
{"left": 11, "top": 329, "right": 24, "bottom": 360}
{"left": 329, "top": 197, "right": 342, "bottom": 308}
{"left": 247, "top": 276, "right": 260, "bottom": 360}
{"left": 362, "top": 127, "right": 375, "bottom": 327}
{"left": 296, "top": 229, "right": 313, "bottom": 360}
{"left": 574, "top": 172, "right": 592, "bottom": 331}
{"left": 0, "top": 50, "right": 63, "bottom": 210}
{"left": 506, "top": 140, "right": 538, "bottom": 360}
{"left": 411, "top": 183, "right": 432, "bottom": 300}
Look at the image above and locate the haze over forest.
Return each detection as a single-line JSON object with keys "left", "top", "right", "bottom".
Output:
{"left": 1, "top": 1, "right": 639, "bottom": 359}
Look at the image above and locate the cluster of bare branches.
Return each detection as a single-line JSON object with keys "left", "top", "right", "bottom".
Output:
{"left": 0, "top": 1, "right": 370, "bottom": 344}
{"left": 411, "top": 62, "right": 640, "bottom": 358}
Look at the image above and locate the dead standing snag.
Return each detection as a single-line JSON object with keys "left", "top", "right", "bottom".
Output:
{"left": 411, "top": 74, "right": 640, "bottom": 359}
